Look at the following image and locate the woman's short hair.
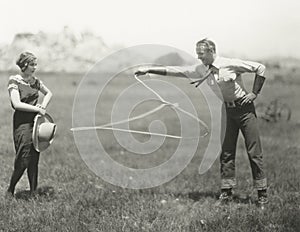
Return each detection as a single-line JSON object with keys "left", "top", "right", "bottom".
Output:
{"left": 196, "top": 39, "right": 216, "bottom": 53}
{"left": 16, "top": 51, "right": 37, "bottom": 72}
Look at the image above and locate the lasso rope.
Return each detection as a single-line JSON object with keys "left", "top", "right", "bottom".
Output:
{"left": 71, "top": 74, "right": 209, "bottom": 138}
{"left": 71, "top": 124, "right": 182, "bottom": 139}
{"left": 133, "top": 74, "right": 209, "bottom": 137}
{"left": 71, "top": 102, "right": 183, "bottom": 139}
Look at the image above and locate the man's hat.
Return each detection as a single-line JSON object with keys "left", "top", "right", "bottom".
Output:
{"left": 32, "top": 113, "right": 57, "bottom": 152}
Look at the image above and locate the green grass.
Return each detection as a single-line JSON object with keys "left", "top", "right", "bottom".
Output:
{"left": 0, "top": 70, "right": 299, "bottom": 231}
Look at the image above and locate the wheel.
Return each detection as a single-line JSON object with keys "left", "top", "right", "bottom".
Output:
{"left": 255, "top": 103, "right": 266, "bottom": 118}
{"left": 276, "top": 103, "right": 291, "bottom": 121}
{"left": 255, "top": 103, "right": 272, "bottom": 121}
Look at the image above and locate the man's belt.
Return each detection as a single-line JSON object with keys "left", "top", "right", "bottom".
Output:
{"left": 224, "top": 98, "right": 244, "bottom": 108}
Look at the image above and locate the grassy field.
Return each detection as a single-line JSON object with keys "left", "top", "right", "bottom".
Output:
{"left": 0, "top": 68, "right": 299, "bottom": 232}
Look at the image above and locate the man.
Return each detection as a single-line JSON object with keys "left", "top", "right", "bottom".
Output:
{"left": 135, "top": 39, "right": 268, "bottom": 207}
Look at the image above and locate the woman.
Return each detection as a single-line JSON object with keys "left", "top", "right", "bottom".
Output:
{"left": 6, "top": 51, "right": 52, "bottom": 197}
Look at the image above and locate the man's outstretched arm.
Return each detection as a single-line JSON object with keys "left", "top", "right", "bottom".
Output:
{"left": 135, "top": 66, "right": 188, "bottom": 78}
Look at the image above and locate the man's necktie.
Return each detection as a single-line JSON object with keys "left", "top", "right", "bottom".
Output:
{"left": 190, "top": 65, "right": 214, "bottom": 87}
{"left": 207, "top": 64, "right": 216, "bottom": 85}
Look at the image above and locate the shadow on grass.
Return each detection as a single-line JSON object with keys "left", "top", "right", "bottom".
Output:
{"left": 15, "top": 186, "right": 55, "bottom": 201}
{"left": 232, "top": 194, "right": 254, "bottom": 204}
{"left": 187, "top": 191, "right": 219, "bottom": 201}
{"left": 182, "top": 191, "right": 254, "bottom": 204}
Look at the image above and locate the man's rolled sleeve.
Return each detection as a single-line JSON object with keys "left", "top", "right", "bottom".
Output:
{"left": 256, "top": 63, "right": 266, "bottom": 77}
{"left": 229, "top": 59, "right": 266, "bottom": 77}
{"left": 166, "top": 64, "right": 207, "bottom": 79}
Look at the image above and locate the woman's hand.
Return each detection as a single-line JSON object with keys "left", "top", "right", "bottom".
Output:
{"left": 36, "top": 104, "right": 45, "bottom": 110}
{"left": 36, "top": 104, "right": 46, "bottom": 115}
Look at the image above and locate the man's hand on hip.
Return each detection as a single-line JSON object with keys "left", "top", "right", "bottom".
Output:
{"left": 241, "top": 93, "right": 257, "bottom": 105}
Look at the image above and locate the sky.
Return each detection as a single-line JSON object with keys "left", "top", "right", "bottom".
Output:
{"left": 1, "top": 0, "right": 300, "bottom": 59}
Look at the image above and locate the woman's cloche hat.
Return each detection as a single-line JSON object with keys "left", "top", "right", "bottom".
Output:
{"left": 32, "top": 113, "right": 57, "bottom": 152}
